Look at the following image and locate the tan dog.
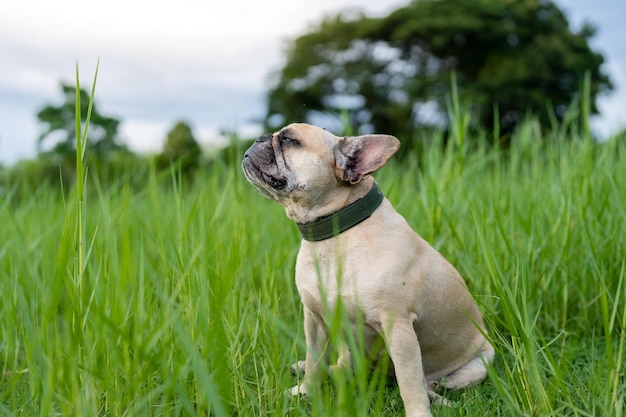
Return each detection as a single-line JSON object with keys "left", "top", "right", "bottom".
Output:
{"left": 242, "top": 123, "right": 494, "bottom": 417}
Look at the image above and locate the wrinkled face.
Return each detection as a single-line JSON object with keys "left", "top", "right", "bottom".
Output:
{"left": 241, "top": 124, "right": 339, "bottom": 215}
{"left": 242, "top": 123, "right": 400, "bottom": 223}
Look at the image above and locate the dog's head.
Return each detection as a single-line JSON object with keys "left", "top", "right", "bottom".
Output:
{"left": 241, "top": 123, "right": 400, "bottom": 222}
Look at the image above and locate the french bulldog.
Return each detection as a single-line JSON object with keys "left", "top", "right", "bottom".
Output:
{"left": 241, "top": 123, "right": 494, "bottom": 417}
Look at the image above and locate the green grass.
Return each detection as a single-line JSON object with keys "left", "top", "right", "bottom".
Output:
{"left": 1, "top": 91, "right": 625, "bottom": 415}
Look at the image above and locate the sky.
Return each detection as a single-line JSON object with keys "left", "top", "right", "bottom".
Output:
{"left": 1, "top": 0, "right": 624, "bottom": 165}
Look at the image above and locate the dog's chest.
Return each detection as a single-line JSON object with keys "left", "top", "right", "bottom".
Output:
{"left": 294, "top": 243, "right": 367, "bottom": 319}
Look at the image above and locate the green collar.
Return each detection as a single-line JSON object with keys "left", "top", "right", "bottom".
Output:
{"left": 297, "top": 183, "right": 384, "bottom": 242}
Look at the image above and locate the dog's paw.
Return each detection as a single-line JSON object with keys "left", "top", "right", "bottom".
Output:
{"left": 287, "top": 384, "right": 309, "bottom": 398}
{"left": 427, "top": 388, "right": 451, "bottom": 407}
{"left": 290, "top": 360, "right": 306, "bottom": 377}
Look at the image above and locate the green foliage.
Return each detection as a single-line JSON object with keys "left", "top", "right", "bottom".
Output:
{"left": 1, "top": 150, "right": 152, "bottom": 194}
{"left": 0, "top": 82, "right": 127, "bottom": 190}
{"left": 36, "top": 82, "right": 125, "bottom": 157}
{"left": 157, "top": 120, "right": 203, "bottom": 172}
{"left": 266, "top": 0, "right": 612, "bottom": 145}
{"left": 1, "top": 63, "right": 624, "bottom": 416}
{"left": 1, "top": 117, "right": 625, "bottom": 415}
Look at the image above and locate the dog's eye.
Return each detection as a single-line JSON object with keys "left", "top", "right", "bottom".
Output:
{"left": 279, "top": 134, "right": 300, "bottom": 146}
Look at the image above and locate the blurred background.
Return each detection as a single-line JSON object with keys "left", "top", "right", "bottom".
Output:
{"left": 0, "top": 0, "right": 624, "bottom": 166}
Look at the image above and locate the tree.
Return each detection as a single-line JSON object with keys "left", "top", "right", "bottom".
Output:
{"left": 159, "top": 121, "right": 202, "bottom": 171}
{"left": 265, "top": 0, "right": 612, "bottom": 143}
{"left": 37, "top": 83, "right": 124, "bottom": 157}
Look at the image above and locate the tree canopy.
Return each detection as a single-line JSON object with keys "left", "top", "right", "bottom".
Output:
{"left": 158, "top": 121, "right": 202, "bottom": 172}
{"left": 265, "top": 0, "right": 612, "bottom": 142}
{"left": 37, "top": 83, "right": 124, "bottom": 157}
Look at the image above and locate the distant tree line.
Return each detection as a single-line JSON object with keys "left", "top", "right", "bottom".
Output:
{"left": 0, "top": 82, "right": 209, "bottom": 190}
{"left": 36, "top": 83, "right": 126, "bottom": 157}
{"left": 36, "top": 83, "right": 203, "bottom": 171}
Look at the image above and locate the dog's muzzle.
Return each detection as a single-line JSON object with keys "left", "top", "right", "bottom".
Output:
{"left": 242, "top": 137, "right": 288, "bottom": 191}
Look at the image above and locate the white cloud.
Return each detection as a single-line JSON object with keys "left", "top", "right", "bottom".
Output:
{"left": 119, "top": 120, "right": 170, "bottom": 154}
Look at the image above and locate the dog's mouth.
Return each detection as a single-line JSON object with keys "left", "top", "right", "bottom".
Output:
{"left": 262, "top": 172, "right": 287, "bottom": 190}
{"left": 242, "top": 155, "right": 288, "bottom": 191}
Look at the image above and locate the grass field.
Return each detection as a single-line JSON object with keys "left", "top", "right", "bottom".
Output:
{"left": 1, "top": 109, "right": 625, "bottom": 415}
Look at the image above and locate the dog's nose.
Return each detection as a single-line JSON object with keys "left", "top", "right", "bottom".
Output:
{"left": 255, "top": 133, "right": 273, "bottom": 143}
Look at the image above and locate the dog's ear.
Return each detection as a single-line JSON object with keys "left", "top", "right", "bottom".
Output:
{"left": 335, "top": 134, "right": 400, "bottom": 184}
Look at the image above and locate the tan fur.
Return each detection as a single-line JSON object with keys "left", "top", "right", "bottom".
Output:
{"left": 242, "top": 123, "right": 494, "bottom": 417}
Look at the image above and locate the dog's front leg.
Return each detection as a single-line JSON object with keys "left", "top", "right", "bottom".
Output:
{"left": 290, "top": 308, "right": 329, "bottom": 397}
{"left": 329, "top": 343, "right": 351, "bottom": 375}
{"left": 383, "top": 318, "right": 432, "bottom": 417}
